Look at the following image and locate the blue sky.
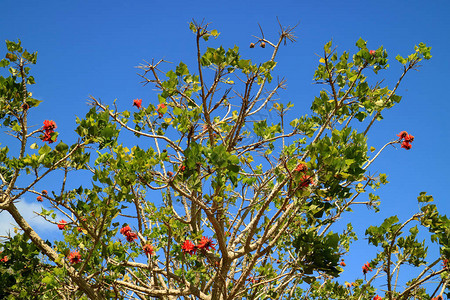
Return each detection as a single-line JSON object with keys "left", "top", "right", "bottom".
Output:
{"left": 1, "top": 0, "right": 449, "bottom": 291}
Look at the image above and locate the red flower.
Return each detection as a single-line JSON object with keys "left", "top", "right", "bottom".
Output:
{"left": 36, "top": 196, "right": 43, "bottom": 202}
{"left": 68, "top": 251, "right": 81, "bottom": 264}
{"left": 42, "top": 190, "right": 48, "bottom": 195}
{"left": 397, "top": 131, "right": 408, "bottom": 139}
{"left": 431, "top": 296, "right": 443, "bottom": 300}
{"left": 167, "top": 171, "right": 173, "bottom": 177}
{"left": 125, "top": 231, "right": 138, "bottom": 242}
{"left": 340, "top": 260, "right": 346, "bottom": 267}
{"left": 41, "top": 131, "right": 57, "bottom": 144}
{"left": 404, "top": 134, "right": 414, "bottom": 143}
{"left": 58, "top": 220, "right": 67, "bottom": 230}
{"left": 133, "top": 99, "right": 142, "bottom": 109}
{"left": 294, "top": 163, "right": 307, "bottom": 172}
{"left": 443, "top": 259, "right": 449, "bottom": 269}
{"left": 143, "top": 244, "right": 155, "bottom": 256}
{"left": 373, "top": 295, "right": 382, "bottom": 300}
{"left": 157, "top": 103, "right": 167, "bottom": 117}
{"left": 401, "top": 141, "right": 412, "bottom": 150}
{"left": 120, "top": 225, "right": 132, "bottom": 236}
{"left": 181, "top": 240, "right": 196, "bottom": 255}
{"left": 179, "top": 165, "right": 186, "bottom": 172}
{"left": 197, "top": 236, "right": 216, "bottom": 251}
{"left": 299, "top": 174, "right": 314, "bottom": 188}
{"left": 362, "top": 262, "right": 372, "bottom": 274}
{"left": 0, "top": 255, "right": 8, "bottom": 263}
{"left": 43, "top": 120, "right": 57, "bottom": 131}
{"left": 369, "top": 50, "right": 376, "bottom": 56}
{"left": 77, "top": 227, "right": 82, "bottom": 232}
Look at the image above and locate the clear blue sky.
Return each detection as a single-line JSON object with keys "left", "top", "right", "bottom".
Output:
{"left": 1, "top": 0, "right": 449, "bottom": 289}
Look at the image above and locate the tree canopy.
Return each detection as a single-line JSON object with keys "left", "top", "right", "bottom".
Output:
{"left": 0, "top": 21, "right": 448, "bottom": 300}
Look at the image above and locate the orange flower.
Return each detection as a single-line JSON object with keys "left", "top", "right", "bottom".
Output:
{"left": 143, "top": 244, "right": 155, "bottom": 256}
{"left": 43, "top": 120, "right": 57, "bottom": 131}
{"left": 42, "top": 190, "right": 48, "bottom": 195}
{"left": 125, "top": 231, "right": 138, "bottom": 242}
{"left": 0, "top": 255, "right": 8, "bottom": 263}
{"left": 362, "top": 262, "right": 372, "bottom": 274}
{"left": 369, "top": 50, "right": 376, "bottom": 56}
{"left": 397, "top": 131, "right": 408, "bottom": 139}
{"left": 68, "top": 251, "right": 81, "bottom": 264}
{"left": 133, "top": 99, "right": 142, "bottom": 109}
{"left": 120, "top": 225, "right": 132, "bottom": 236}
{"left": 294, "top": 163, "right": 307, "bottom": 172}
{"left": 340, "top": 260, "right": 346, "bottom": 267}
{"left": 197, "top": 236, "right": 216, "bottom": 251}
{"left": 157, "top": 103, "right": 167, "bottom": 117}
{"left": 58, "top": 220, "right": 67, "bottom": 230}
{"left": 401, "top": 141, "right": 412, "bottom": 150}
{"left": 36, "top": 196, "right": 43, "bottom": 202}
{"left": 299, "top": 174, "right": 314, "bottom": 188}
{"left": 373, "top": 295, "right": 382, "bottom": 300}
{"left": 181, "top": 240, "right": 196, "bottom": 255}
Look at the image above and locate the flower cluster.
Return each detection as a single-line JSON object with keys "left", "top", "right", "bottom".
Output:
{"left": 373, "top": 295, "right": 382, "bottom": 300}
{"left": 133, "top": 99, "right": 142, "bottom": 109}
{"left": 41, "top": 120, "right": 57, "bottom": 144}
{"left": 68, "top": 251, "right": 81, "bottom": 264}
{"left": 157, "top": 103, "right": 166, "bottom": 117}
{"left": 120, "top": 225, "right": 138, "bottom": 242}
{"left": 58, "top": 220, "right": 67, "bottom": 230}
{"left": 294, "top": 162, "right": 314, "bottom": 188}
{"left": 143, "top": 244, "right": 155, "bottom": 256}
{"left": 362, "top": 262, "right": 372, "bottom": 274}
{"left": 397, "top": 131, "right": 414, "bottom": 150}
{"left": 442, "top": 259, "right": 448, "bottom": 269}
{"left": 182, "top": 236, "right": 216, "bottom": 255}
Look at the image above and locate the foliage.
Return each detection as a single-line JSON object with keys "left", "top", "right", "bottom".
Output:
{"left": 0, "top": 22, "right": 448, "bottom": 300}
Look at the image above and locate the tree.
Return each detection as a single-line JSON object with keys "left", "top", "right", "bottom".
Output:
{"left": 0, "top": 21, "right": 448, "bottom": 300}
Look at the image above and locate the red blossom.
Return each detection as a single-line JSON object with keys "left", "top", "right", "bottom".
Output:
{"left": 340, "top": 260, "right": 346, "bottom": 267}
{"left": 133, "top": 99, "right": 142, "bottom": 109}
{"left": 299, "top": 174, "right": 314, "bottom": 188}
{"left": 77, "top": 227, "right": 83, "bottom": 232}
{"left": 41, "top": 131, "right": 57, "bottom": 144}
{"left": 125, "top": 231, "right": 138, "bottom": 242}
{"left": 362, "top": 262, "right": 372, "bottom": 274}
{"left": 404, "top": 134, "right": 414, "bottom": 143}
{"left": 143, "top": 244, "right": 155, "bottom": 256}
{"left": 431, "top": 296, "right": 443, "bottom": 300}
{"left": 43, "top": 120, "right": 57, "bottom": 131}
{"left": 373, "top": 295, "right": 382, "bottom": 300}
{"left": 401, "top": 141, "right": 412, "bottom": 150}
{"left": 58, "top": 220, "right": 67, "bottom": 230}
{"left": 0, "top": 255, "right": 8, "bottom": 263}
{"left": 120, "top": 225, "right": 132, "bottom": 236}
{"left": 294, "top": 163, "right": 307, "bottom": 172}
{"left": 68, "top": 251, "right": 81, "bottom": 264}
{"left": 167, "top": 171, "right": 173, "bottom": 177}
{"left": 37, "top": 196, "right": 43, "bottom": 202}
{"left": 397, "top": 131, "right": 408, "bottom": 139}
{"left": 180, "top": 165, "right": 186, "bottom": 172}
{"left": 157, "top": 103, "right": 167, "bottom": 117}
{"left": 42, "top": 190, "right": 48, "bottom": 195}
{"left": 197, "top": 236, "right": 216, "bottom": 251}
{"left": 369, "top": 50, "right": 376, "bottom": 56}
{"left": 181, "top": 240, "right": 196, "bottom": 255}
{"left": 443, "top": 259, "right": 449, "bottom": 269}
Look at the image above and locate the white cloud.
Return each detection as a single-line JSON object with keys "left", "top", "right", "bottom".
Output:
{"left": 0, "top": 199, "right": 61, "bottom": 238}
